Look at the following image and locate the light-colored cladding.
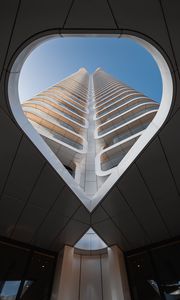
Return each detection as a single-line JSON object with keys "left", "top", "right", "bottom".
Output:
{"left": 93, "top": 69, "right": 159, "bottom": 175}
{"left": 22, "top": 67, "right": 89, "bottom": 176}
{"left": 22, "top": 67, "right": 159, "bottom": 195}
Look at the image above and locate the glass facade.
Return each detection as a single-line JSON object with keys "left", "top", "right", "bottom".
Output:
{"left": 0, "top": 240, "right": 56, "bottom": 300}
{"left": 126, "top": 240, "right": 180, "bottom": 300}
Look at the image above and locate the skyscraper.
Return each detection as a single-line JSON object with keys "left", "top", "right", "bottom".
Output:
{"left": 22, "top": 68, "right": 159, "bottom": 196}
{"left": 21, "top": 71, "right": 159, "bottom": 298}
{"left": 1, "top": 2, "right": 179, "bottom": 299}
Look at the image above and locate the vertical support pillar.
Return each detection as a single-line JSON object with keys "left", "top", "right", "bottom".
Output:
{"left": 51, "top": 246, "right": 80, "bottom": 300}
{"left": 105, "top": 246, "right": 131, "bottom": 300}
{"left": 51, "top": 245, "right": 131, "bottom": 300}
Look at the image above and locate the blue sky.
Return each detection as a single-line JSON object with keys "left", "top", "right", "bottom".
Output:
{"left": 19, "top": 37, "right": 162, "bottom": 103}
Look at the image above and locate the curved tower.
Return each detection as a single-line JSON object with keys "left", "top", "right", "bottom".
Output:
{"left": 22, "top": 68, "right": 159, "bottom": 195}
{"left": 93, "top": 68, "right": 159, "bottom": 176}
{"left": 22, "top": 68, "right": 89, "bottom": 177}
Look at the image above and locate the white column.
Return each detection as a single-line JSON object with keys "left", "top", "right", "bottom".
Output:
{"left": 51, "top": 246, "right": 80, "bottom": 300}
{"left": 51, "top": 245, "right": 131, "bottom": 300}
{"left": 102, "top": 246, "right": 131, "bottom": 300}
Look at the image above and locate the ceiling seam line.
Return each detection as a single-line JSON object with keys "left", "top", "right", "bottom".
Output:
{"left": 116, "top": 185, "right": 152, "bottom": 243}
{"left": 167, "top": 102, "right": 180, "bottom": 121}
{"left": 62, "top": 0, "right": 77, "bottom": 29}
{"left": 153, "top": 95, "right": 179, "bottom": 135}
{"left": 135, "top": 162, "right": 172, "bottom": 237}
{"left": 158, "top": 135, "right": 180, "bottom": 196}
{"left": 0, "top": 0, "right": 22, "bottom": 82}
{"left": 106, "top": 0, "right": 119, "bottom": 30}
{"left": 48, "top": 203, "right": 85, "bottom": 250}
{"left": 72, "top": 219, "right": 90, "bottom": 226}
{"left": 0, "top": 104, "right": 21, "bottom": 127}
{"left": 158, "top": 0, "right": 180, "bottom": 79}
{"left": 0, "top": 235, "right": 57, "bottom": 256}
{"left": 91, "top": 218, "right": 110, "bottom": 226}
{"left": 32, "top": 206, "right": 90, "bottom": 245}
{"left": 29, "top": 184, "right": 66, "bottom": 244}
{"left": 0, "top": 133, "right": 23, "bottom": 201}
{"left": 50, "top": 222, "right": 88, "bottom": 251}
{"left": 9, "top": 161, "right": 47, "bottom": 238}
{"left": 125, "top": 235, "right": 180, "bottom": 257}
{"left": 99, "top": 204, "right": 131, "bottom": 247}
{"left": 0, "top": 0, "right": 24, "bottom": 124}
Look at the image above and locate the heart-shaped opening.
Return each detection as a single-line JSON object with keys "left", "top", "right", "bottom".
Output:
{"left": 8, "top": 34, "right": 173, "bottom": 211}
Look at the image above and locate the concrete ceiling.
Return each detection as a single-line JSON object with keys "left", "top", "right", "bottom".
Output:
{"left": 0, "top": 0, "right": 180, "bottom": 252}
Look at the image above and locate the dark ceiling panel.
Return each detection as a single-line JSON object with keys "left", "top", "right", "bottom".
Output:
{"left": 30, "top": 186, "right": 84, "bottom": 248}
{"left": 161, "top": 0, "right": 180, "bottom": 76}
{"left": 0, "top": 71, "right": 14, "bottom": 115}
{"left": 101, "top": 187, "right": 150, "bottom": 249}
{"left": 64, "top": 0, "right": 116, "bottom": 29}
{"left": 54, "top": 186, "right": 81, "bottom": 217}
{"left": 50, "top": 219, "right": 89, "bottom": 251}
{"left": 27, "top": 164, "right": 65, "bottom": 210}
{"left": 4, "top": 0, "right": 73, "bottom": 71}
{"left": 159, "top": 109, "right": 180, "bottom": 191}
{"left": 11, "top": 203, "right": 50, "bottom": 243}
{"left": 3, "top": 136, "right": 45, "bottom": 202}
{"left": 112, "top": 215, "right": 149, "bottom": 249}
{"left": 0, "top": 111, "right": 22, "bottom": 195}
{"left": 136, "top": 137, "right": 180, "bottom": 237}
{"left": 92, "top": 218, "right": 130, "bottom": 251}
{"left": 72, "top": 206, "right": 90, "bottom": 225}
{"left": 117, "top": 164, "right": 170, "bottom": 242}
{"left": 108, "top": 0, "right": 176, "bottom": 72}
{"left": 0, "top": 194, "right": 26, "bottom": 237}
{"left": 0, "top": 0, "right": 19, "bottom": 73}
{"left": 32, "top": 212, "right": 69, "bottom": 249}
{"left": 168, "top": 73, "right": 180, "bottom": 116}
{"left": 91, "top": 205, "right": 109, "bottom": 224}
